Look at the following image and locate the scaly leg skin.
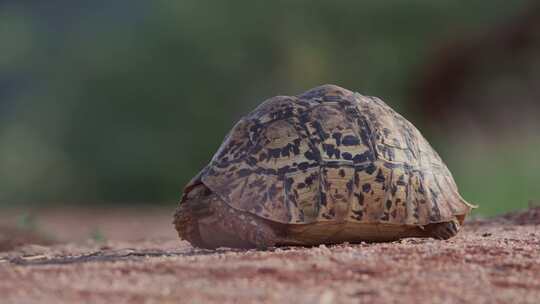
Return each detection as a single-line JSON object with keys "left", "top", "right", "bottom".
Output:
{"left": 425, "top": 218, "right": 461, "bottom": 240}
{"left": 210, "top": 197, "right": 279, "bottom": 250}
{"left": 249, "top": 223, "right": 278, "bottom": 250}
{"left": 173, "top": 184, "right": 215, "bottom": 249}
{"left": 175, "top": 183, "right": 281, "bottom": 250}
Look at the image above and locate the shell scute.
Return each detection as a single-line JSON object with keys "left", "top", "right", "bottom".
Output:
{"left": 187, "top": 84, "right": 474, "bottom": 226}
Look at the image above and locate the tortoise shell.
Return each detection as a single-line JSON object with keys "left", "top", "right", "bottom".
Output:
{"left": 184, "top": 84, "right": 473, "bottom": 227}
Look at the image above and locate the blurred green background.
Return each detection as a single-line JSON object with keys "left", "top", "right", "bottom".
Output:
{"left": 1, "top": 0, "right": 539, "bottom": 216}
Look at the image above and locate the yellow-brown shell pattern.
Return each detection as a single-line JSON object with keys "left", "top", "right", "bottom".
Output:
{"left": 188, "top": 84, "right": 474, "bottom": 225}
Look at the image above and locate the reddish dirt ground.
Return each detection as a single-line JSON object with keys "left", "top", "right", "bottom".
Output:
{"left": 0, "top": 207, "right": 539, "bottom": 304}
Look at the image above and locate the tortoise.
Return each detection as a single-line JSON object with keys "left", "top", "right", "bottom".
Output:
{"left": 174, "top": 84, "right": 475, "bottom": 249}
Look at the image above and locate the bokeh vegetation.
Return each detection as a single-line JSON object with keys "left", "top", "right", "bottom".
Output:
{"left": 0, "top": 1, "right": 537, "bottom": 215}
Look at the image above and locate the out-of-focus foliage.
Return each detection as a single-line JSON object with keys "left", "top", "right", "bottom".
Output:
{"left": 0, "top": 0, "right": 535, "bottom": 214}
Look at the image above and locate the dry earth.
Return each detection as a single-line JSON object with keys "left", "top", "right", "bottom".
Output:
{"left": 0, "top": 207, "right": 539, "bottom": 304}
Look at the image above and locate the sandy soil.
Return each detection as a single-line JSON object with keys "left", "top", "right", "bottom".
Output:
{"left": 0, "top": 207, "right": 539, "bottom": 304}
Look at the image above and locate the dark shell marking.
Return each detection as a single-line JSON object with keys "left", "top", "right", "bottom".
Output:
{"left": 185, "top": 84, "right": 473, "bottom": 226}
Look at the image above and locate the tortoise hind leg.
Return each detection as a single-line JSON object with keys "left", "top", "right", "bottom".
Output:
{"left": 173, "top": 184, "right": 215, "bottom": 249}
{"left": 208, "top": 198, "right": 280, "bottom": 250}
{"left": 424, "top": 219, "right": 461, "bottom": 240}
{"left": 174, "top": 184, "right": 281, "bottom": 249}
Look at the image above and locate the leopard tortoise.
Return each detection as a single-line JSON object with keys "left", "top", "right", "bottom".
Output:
{"left": 174, "top": 84, "right": 475, "bottom": 249}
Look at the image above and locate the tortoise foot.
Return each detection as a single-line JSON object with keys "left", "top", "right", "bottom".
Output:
{"left": 425, "top": 219, "right": 460, "bottom": 240}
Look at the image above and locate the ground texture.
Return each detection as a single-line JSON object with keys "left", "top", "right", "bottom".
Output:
{"left": 0, "top": 207, "right": 539, "bottom": 304}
